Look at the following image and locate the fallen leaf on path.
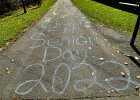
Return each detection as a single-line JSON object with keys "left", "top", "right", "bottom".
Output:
{"left": 111, "top": 90, "right": 115, "bottom": 93}
{"left": 135, "top": 56, "right": 139, "bottom": 60}
{"left": 6, "top": 68, "right": 9, "bottom": 71}
{"left": 108, "top": 91, "right": 111, "bottom": 94}
{"left": 6, "top": 42, "right": 10, "bottom": 45}
{"left": 136, "top": 75, "right": 140, "bottom": 79}
{"left": 85, "top": 25, "right": 91, "bottom": 28}
{"left": 12, "top": 95, "right": 18, "bottom": 100}
{"left": 99, "top": 58, "right": 104, "bottom": 61}
{"left": 88, "top": 47, "right": 92, "bottom": 49}
{"left": 117, "top": 50, "right": 120, "bottom": 53}
{"left": 135, "top": 86, "right": 140, "bottom": 91}
{"left": 92, "top": 72, "right": 95, "bottom": 75}
{"left": 105, "top": 79, "right": 109, "bottom": 82}
{"left": 0, "top": 48, "right": 2, "bottom": 51}
{"left": 114, "top": 89, "right": 119, "bottom": 93}
{"left": 126, "top": 54, "right": 130, "bottom": 57}
{"left": 7, "top": 71, "right": 10, "bottom": 74}
{"left": 107, "top": 44, "right": 110, "bottom": 46}
{"left": 121, "top": 72, "right": 125, "bottom": 77}
{"left": 11, "top": 59, "right": 15, "bottom": 62}
{"left": 124, "top": 62, "right": 128, "bottom": 65}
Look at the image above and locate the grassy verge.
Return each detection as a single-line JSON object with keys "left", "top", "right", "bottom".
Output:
{"left": 71, "top": 0, "right": 139, "bottom": 37}
{"left": 0, "top": 0, "right": 56, "bottom": 48}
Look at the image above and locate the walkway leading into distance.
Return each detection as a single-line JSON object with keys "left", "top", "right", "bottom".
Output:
{"left": 0, "top": 0, "right": 140, "bottom": 99}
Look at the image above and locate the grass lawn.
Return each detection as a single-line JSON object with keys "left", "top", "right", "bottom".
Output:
{"left": 71, "top": 0, "right": 139, "bottom": 37}
{"left": 0, "top": 0, "right": 56, "bottom": 48}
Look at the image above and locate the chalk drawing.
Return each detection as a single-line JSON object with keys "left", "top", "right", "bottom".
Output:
{"left": 63, "top": 50, "right": 76, "bottom": 60}
{"left": 72, "top": 36, "right": 75, "bottom": 45}
{"left": 71, "top": 49, "right": 88, "bottom": 69}
{"left": 63, "top": 22, "right": 75, "bottom": 34}
{"left": 48, "top": 24, "right": 59, "bottom": 33}
{"left": 41, "top": 17, "right": 52, "bottom": 29}
{"left": 73, "top": 61, "right": 140, "bottom": 93}
{"left": 100, "top": 61, "right": 130, "bottom": 91}
{"left": 30, "top": 36, "right": 94, "bottom": 47}
{"left": 47, "top": 38, "right": 60, "bottom": 47}
{"left": 61, "top": 37, "right": 71, "bottom": 45}
{"left": 30, "top": 33, "right": 46, "bottom": 48}
{"left": 52, "top": 63, "right": 71, "bottom": 94}
{"left": 15, "top": 63, "right": 48, "bottom": 95}
{"left": 100, "top": 61, "right": 140, "bottom": 91}
{"left": 81, "top": 49, "right": 88, "bottom": 63}
{"left": 15, "top": 0, "right": 140, "bottom": 96}
{"left": 76, "top": 36, "right": 88, "bottom": 46}
{"left": 73, "top": 63, "right": 96, "bottom": 92}
{"left": 15, "top": 80, "right": 39, "bottom": 95}
{"left": 78, "top": 17, "right": 85, "bottom": 26}
{"left": 88, "top": 37, "right": 94, "bottom": 45}
{"left": 43, "top": 47, "right": 62, "bottom": 63}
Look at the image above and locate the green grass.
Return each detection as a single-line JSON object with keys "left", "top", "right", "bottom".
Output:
{"left": 71, "top": 0, "right": 139, "bottom": 37}
{"left": 0, "top": 0, "right": 56, "bottom": 47}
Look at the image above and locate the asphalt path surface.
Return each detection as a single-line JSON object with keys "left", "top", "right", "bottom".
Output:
{"left": 0, "top": 0, "right": 140, "bottom": 99}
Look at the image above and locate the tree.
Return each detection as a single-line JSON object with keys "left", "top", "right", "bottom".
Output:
{"left": 0, "top": 0, "right": 20, "bottom": 15}
{"left": 21, "top": 0, "right": 27, "bottom": 13}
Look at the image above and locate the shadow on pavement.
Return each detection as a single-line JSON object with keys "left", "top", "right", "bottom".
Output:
{"left": 131, "top": 44, "right": 140, "bottom": 56}
{"left": 129, "top": 44, "right": 140, "bottom": 68}
{"left": 129, "top": 56, "right": 140, "bottom": 68}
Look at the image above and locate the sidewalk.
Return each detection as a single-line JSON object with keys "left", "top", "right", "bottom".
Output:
{"left": 0, "top": 0, "right": 140, "bottom": 99}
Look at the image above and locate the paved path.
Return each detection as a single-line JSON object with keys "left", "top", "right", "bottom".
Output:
{"left": 0, "top": 0, "right": 140, "bottom": 99}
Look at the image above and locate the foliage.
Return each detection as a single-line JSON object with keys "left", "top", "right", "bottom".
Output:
{"left": 0, "top": 0, "right": 20, "bottom": 15}
{"left": 71, "top": 0, "right": 138, "bottom": 36}
{"left": 0, "top": 0, "right": 56, "bottom": 47}
{"left": 25, "top": 0, "right": 42, "bottom": 7}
